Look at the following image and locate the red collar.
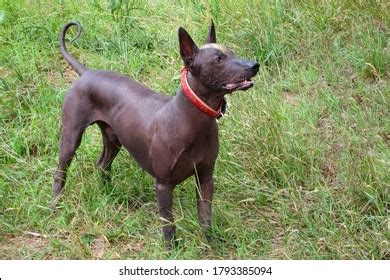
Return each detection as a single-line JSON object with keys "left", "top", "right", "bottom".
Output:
{"left": 180, "top": 67, "right": 222, "bottom": 118}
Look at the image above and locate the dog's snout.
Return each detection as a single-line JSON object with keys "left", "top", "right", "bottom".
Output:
{"left": 251, "top": 62, "right": 260, "bottom": 71}
{"left": 244, "top": 61, "right": 260, "bottom": 72}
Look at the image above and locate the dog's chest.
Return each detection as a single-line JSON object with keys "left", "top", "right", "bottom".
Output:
{"left": 167, "top": 136, "right": 213, "bottom": 182}
{"left": 148, "top": 124, "right": 217, "bottom": 183}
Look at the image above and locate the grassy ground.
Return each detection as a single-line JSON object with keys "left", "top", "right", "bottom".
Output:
{"left": 0, "top": 0, "right": 389, "bottom": 259}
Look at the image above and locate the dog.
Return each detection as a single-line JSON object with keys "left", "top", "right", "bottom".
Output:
{"left": 53, "top": 20, "right": 259, "bottom": 247}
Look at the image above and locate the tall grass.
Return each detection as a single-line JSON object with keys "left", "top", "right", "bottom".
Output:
{"left": 0, "top": 0, "right": 389, "bottom": 259}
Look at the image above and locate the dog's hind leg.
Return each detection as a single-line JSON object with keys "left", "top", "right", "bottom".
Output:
{"left": 52, "top": 122, "right": 86, "bottom": 207}
{"left": 96, "top": 121, "right": 121, "bottom": 185}
{"left": 52, "top": 94, "right": 91, "bottom": 208}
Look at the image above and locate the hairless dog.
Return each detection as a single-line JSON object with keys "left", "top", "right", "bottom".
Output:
{"left": 53, "top": 20, "right": 259, "bottom": 247}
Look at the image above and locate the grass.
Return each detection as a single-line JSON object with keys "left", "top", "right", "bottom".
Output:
{"left": 0, "top": 0, "right": 389, "bottom": 259}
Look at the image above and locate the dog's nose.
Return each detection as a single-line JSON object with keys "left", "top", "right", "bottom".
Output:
{"left": 246, "top": 61, "right": 260, "bottom": 72}
{"left": 251, "top": 62, "right": 260, "bottom": 71}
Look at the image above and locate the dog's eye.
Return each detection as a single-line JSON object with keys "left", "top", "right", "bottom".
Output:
{"left": 214, "top": 56, "right": 223, "bottom": 63}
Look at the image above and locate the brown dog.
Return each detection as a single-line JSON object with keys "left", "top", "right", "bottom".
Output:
{"left": 53, "top": 20, "right": 259, "bottom": 246}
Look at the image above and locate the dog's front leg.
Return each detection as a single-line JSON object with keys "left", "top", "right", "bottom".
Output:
{"left": 196, "top": 175, "right": 214, "bottom": 231}
{"left": 155, "top": 182, "right": 175, "bottom": 247}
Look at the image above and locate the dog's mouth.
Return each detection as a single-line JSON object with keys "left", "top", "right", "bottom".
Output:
{"left": 222, "top": 79, "right": 254, "bottom": 91}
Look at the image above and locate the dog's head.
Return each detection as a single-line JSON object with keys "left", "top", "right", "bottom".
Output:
{"left": 178, "top": 21, "right": 259, "bottom": 94}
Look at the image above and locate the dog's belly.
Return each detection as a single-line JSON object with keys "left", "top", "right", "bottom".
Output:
{"left": 83, "top": 73, "right": 172, "bottom": 173}
{"left": 107, "top": 117, "right": 155, "bottom": 174}
{"left": 122, "top": 139, "right": 153, "bottom": 173}
{"left": 114, "top": 132, "right": 203, "bottom": 184}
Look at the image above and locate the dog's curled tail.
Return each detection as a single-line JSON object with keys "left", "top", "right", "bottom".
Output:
{"left": 60, "top": 21, "right": 88, "bottom": 76}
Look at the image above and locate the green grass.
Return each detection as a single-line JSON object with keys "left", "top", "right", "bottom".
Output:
{"left": 0, "top": 0, "right": 389, "bottom": 259}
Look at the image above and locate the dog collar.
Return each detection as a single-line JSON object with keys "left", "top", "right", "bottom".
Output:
{"left": 181, "top": 67, "right": 222, "bottom": 118}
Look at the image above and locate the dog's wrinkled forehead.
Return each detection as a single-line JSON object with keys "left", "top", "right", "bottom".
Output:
{"left": 200, "top": 43, "right": 233, "bottom": 55}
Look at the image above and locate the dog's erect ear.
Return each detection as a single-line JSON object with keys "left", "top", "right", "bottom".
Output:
{"left": 206, "top": 20, "right": 216, "bottom": 44}
{"left": 178, "top": 27, "right": 199, "bottom": 68}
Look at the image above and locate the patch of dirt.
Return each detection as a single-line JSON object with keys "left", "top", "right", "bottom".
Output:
{"left": 91, "top": 234, "right": 110, "bottom": 259}
{"left": 320, "top": 157, "right": 338, "bottom": 185}
{"left": 62, "top": 65, "right": 78, "bottom": 83}
{"left": 270, "top": 228, "right": 288, "bottom": 259}
{"left": 0, "top": 233, "right": 50, "bottom": 259}
{"left": 379, "top": 132, "right": 390, "bottom": 147}
{"left": 47, "top": 70, "right": 61, "bottom": 88}
{"left": 375, "top": 20, "right": 388, "bottom": 33}
{"left": 352, "top": 94, "right": 365, "bottom": 108}
{"left": 0, "top": 66, "right": 12, "bottom": 78}
{"left": 316, "top": 108, "right": 334, "bottom": 141}
{"left": 320, "top": 143, "right": 343, "bottom": 187}
{"left": 48, "top": 65, "right": 78, "bottom": 88}
{"left": 316, "top": 108, "right": 344, "bottom": 187}
{"left": 321, "top": 155, "right": 336, "bottom": 174}
{"left": 120, "top": 238, "right": 146, "bottom": 255}
{"left": 255, "top": 209, "right": 289, "bottom": 259}
{"left": 282, "top": 90, "right": 299, "bottom": 106}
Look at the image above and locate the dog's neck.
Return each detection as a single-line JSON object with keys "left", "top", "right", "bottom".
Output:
{"left": 174, "top": 70, "right": 224, "bottom": 120}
